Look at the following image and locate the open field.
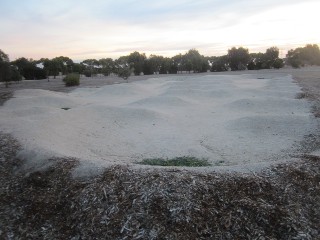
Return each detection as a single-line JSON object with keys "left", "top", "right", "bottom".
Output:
{"left": 0, "top": 68, "right": 320, "bottom": 239}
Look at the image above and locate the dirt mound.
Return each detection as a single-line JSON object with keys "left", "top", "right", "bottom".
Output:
{"left": 1, "top": 138, "right": 319, "bottom": 239}
{"left": 0, "top": 74, "right": 317, "bottom": 170}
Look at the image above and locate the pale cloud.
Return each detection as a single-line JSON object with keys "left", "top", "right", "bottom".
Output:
{"left": 0, "top": 0, "right": 319, "bottom": 60}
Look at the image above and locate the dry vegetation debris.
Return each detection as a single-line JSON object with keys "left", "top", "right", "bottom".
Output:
{"left": 0, "top": 132, "right": 319, "bottom": 239}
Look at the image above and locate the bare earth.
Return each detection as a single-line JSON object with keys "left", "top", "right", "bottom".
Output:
{"left": 0, "top": 68, "right": 319, "bottom": 239}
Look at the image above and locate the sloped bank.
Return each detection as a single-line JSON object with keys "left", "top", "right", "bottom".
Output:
{"left": 0, "top": 137, "right": 319, "bottom": 239}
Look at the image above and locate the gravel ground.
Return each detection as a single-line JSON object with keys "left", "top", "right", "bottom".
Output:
{"left": 0, "top": 68, "right": 319, "bottom": 239}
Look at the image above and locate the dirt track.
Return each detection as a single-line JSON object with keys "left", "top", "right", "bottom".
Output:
{"left": 0, "top": 68, "right": 319, "bottom": 239}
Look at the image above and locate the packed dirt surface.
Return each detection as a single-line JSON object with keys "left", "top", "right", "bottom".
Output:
{"left": 0, "top": 68, "right": 319, "bottom": 239}
{"left": 0, "top": 70, "right": 318, "bottom": 174}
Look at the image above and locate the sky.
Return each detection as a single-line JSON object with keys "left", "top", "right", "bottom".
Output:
{"left": 0, "top": 0, "right": 319, "bottom": 61}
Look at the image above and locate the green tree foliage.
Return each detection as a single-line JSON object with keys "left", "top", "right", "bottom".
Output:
{"left": 115, "top": 56, "right": 129, "bottom": 66}
{"left": 248, "top": 47, "right": 283, "bottom": 70}
{"left": 24, "top": 67, "right": 46, "bottom": 80}
{"left": 117, "top": 66, "right": 132, "bottom": 82}
{"left": 158, "top": 58, "right": 169, "bottom": 74}
{"left": 201, "top": 57, "right": 210, "bottom": 73}
{"left": 286, "top": 49, "right": 301, "bottom": 68}
{"left": 300, "top": 44, "right": 320, "bottom": 65}
{"left": 114, "top": 56, "right": 130, "bottom": 73}
{"left": 12, "top": 57, "right": 46, "bottom": 80}
{"left": 0, "top": 49, "right": 9, "bottom": 62}
{"left": 143, "top": 55, "right": 164, "bottom": 75}
{"left": 12, "top": 57, "right": 33, "bottom": 74}
{"left": 57, "top": 56, "right": 74, "bottom": 74}
{"left": 38, "top": 57, "right": 73, "bottom": 79}
{"left": 72, "top": 63, "right": 85, "bottom": 75}
{"left": 287, "top": 44, "right": 320, "bottom": 68}
{"left": 9, "top": 66, "right": 22, "bottom": 82}
{"left": 48, "top": 58, "right": 61, "bottom": 78}
{"left": 172, "top": 54, "right": 183, "bottom": 73}
{"left": 228, "top": 47, "right": 250, "bottom": 71}
{"left": 81, "top": 59, "right": 99, "bottom": 77}
{"left": 165, "top": 58, "right": 174, "bottom": 74}
{"left": 248, "top": 52, "right": 264, "bottom": 70}
{"left": 38, "top": 58, "right": 51, "bottom": 78}
{"left": 159, "top": 57, "right": 178, "bottom": 74}
{"left": 114, "top": 55, "right": 132, "bottom": 81}
{"left": 0, "top": 50, "right": 22, "bottom": 87}
{"left": 209, "top": 55, "right": 229, "bottom": 72}
{"left": 2, "top": 46, "right": 289, "bottom": 83}
{"left": 82, "top": 69, "right": 92, "bottom": 77}
{"left": 39, "top": 56, "right": 74, "bottom": 78}
{"left": 264, "top": 47, "right": 279, "bottom": 68}
{"left": 99, "top": 58, "right": 114, "bottom": 76}
{"left": 128, "top": 52, "right": 146, "bottom": 76}
{"left": 182, "top": 49, "right": 209, "bottom": 73}
{"left": 142, "top": 59, "right": 153, "bottom": 75}
{"left": 0, "top": 61, "right": 12, "bottom": 87}
{"left": 63, "top": 73, "right": 80, "bottom": 86}
{"left": 273, "top": 58, "right": 284, "bottom": 69}
{"left": 0, "top": 50, "right": 10, "bottom": 83}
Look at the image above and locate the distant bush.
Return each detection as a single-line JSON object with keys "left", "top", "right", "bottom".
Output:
{"left": 247, "top": 61, "right": 255, "bottom": 70}
{"left": 83, "top": 70, "right": 91, "bottom": 77}
{"left": 286, "top": 44, "right": 320, "bottom": 68}
{"left": 210, "top": 55, "right": 229, "bottom": 72}
{"left": 21, "top": 66, "right": 47, "bottom": 80}
{"left": 117, "top": 66, "right": 132, "bottom": 81}
{"left": 273, "top": 58, "right": 284, "bottom": 69}
{"left": 63, "top": 73, "right": 80, "bottom": 87}
{"left": 10, "top": 66, "right": 22, "bottom": 82}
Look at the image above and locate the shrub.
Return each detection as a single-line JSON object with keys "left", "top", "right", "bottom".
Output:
{"left": 63, "top": 73, "right": 80, "bottom": 87}
{"left": 117, "top": 66, "right": 132, "bottom": 81}
{"left": 83, "top": 70, "right": 91, "bottom": 77}
{"left": 247, "top": 61, "right": 256, "bottom": 70}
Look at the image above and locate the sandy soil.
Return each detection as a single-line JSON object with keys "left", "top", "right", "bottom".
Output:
{"left": 0, "top": 67, "right": 319, "bottom": 239}
{"left": 0, "top": 70, "right": 319, "bottom": 175}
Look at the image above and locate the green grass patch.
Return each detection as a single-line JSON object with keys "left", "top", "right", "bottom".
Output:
{"left": 137, "top": 156, "right": 211, "bottom": 167}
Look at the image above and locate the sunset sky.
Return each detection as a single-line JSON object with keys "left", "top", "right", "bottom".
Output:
{"left": 0, "top": 0, "right": 319, "bottom": 61}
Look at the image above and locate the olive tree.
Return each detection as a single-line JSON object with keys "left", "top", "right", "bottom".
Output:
{"left": 128, "top": 51, "right": 146, "bottom": 76}
{"left": 0, "top": 49, "right": 22, "bottom": 87}
{"left": 227, "top": 47, "right": 250, "bottom": 71}
{"left": 286, "top": 44, "right": 320, "bottom": 68}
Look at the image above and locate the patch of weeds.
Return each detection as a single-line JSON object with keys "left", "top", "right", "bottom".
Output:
{"left": 311, "top": 104, "right": 320, "bottom": 118}
{"left": 296, "top": 92, "right": 307, "bottom": 99}
{"left": 137, "top": 156, "right": 211, "bottom": 167}
{"left": 61, "top": 107, "right": 71, "bottom": 110}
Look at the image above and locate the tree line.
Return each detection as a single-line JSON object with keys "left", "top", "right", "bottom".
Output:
{"left": 1, "top": 44, "right": 320, "bottom": 87}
